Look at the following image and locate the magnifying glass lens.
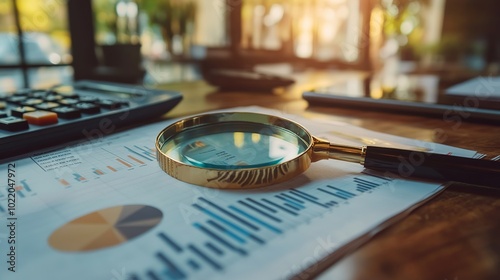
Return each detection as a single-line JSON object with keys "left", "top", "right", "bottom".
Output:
{"left": 160, "top": 122, "right": 309, "bottom": 169}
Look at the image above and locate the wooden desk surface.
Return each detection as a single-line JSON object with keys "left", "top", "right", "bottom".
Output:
{"left": 158, "top": 70, "right": 500, "bottom": 280}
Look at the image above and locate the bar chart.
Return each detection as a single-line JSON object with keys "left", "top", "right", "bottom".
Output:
{"left": 55, "top": 144, "right": 157, "bottom": 188}
{"left": 125, "top": 174, "right": 391, "bottom": 279}
{"left": 0, "top": 179, "right": 35, "bottom": 200}
{"left": 99, "top": 145, "right": 155, "bottom": 172}
{"left": 0, "top": 180, "right": 36, "bottom": 213}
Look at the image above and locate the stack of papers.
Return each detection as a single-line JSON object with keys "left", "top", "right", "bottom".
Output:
{"left": 0, "top": 106, "right": 477, "bottom": 280}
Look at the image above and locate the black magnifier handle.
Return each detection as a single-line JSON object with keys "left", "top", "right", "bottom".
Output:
{"left": 363, "top": 146, "right": 500, "bottom": 188}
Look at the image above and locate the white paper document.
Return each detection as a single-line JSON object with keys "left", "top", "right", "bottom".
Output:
{"left": 0, "top": 107, "right": 477, "bottom": 280}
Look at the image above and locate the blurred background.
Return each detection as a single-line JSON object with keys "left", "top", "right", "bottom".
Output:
{"left": 0, "top": 0, "right": 499, "bottom": 93}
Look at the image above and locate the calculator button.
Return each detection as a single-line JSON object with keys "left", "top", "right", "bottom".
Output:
{"left": 22, "top": 98, "right": 44, "bottom": 106}
{"left": 0, "top": 110, "right": 7, "bottom": 118}
{"left": 13, "top": 89, "right": 31, "bottom": 96}
{"left": 78, "top": 96, "right": 98, "bottom": 103}
{"left": 97, "top": 99, "right": 121, "bottom": 109}
{"left": 0, "top": 116, "right": 29, "bottom": 131}
{"left": 0, "top": 101, "right": 6, "bottom": 109}
{"left": 52, "top": 106, "right": 81, "bottom": 119}
{"left": 29, "top": 90, "right": 49, "bottom": 99}
{"left": 6, "top": 95, "right": 28, "bottom": 104}
{"left": 23, "top": 111, "right": 58, "bottom": 125}
{"left": 58, "top": 98, "right": 79, "bottom": 106}
{"left": 74, "top": 102, "right": 100, "bottom": 114}
{"left": 50, "top": 85, "right": 77, "bottom": 97}
{"left": 11, "top": 106, "right": 36, "bottom": 118}
{"left": 44, "top": 94, "right": 63, "bottom": 102}
{"left": 35, "top": 102, "right": 60, "bottom": 111}
{"left": 56, "top": 91, "right": 79, "bottom": 99}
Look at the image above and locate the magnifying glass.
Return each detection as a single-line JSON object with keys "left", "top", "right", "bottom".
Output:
{"left": 156, "top": 112, "right": 500, "bottom": 189}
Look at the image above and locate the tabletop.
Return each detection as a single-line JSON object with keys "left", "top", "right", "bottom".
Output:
{"left": 157, "top": 69, "right": 500, "bottom": 280}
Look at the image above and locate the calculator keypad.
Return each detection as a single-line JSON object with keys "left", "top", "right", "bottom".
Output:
{"left": 0, "top": 80, "right": 182, "bottom": 159}
{"left": 0, "top": 87, "right": 125, "bottom": 131}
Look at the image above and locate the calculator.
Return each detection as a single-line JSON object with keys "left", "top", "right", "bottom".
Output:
{"left": 0, "top": 80, "right": 182, "bottom": 160}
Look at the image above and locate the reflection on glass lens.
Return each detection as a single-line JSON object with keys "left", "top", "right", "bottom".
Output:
{"left": 161, "top": 122, "right": 309, "bottom": 169}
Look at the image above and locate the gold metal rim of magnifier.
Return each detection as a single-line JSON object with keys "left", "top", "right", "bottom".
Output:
{"left": 155, "top": 112, "right": 366, "bottom": 189}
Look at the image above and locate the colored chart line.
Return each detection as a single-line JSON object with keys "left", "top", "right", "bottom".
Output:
{"left": 126, "top": 146, "right": 155, "bottom": 161}
{"left": 59, "top": 178, "right": 71, "bottom": 188}
{"left": 128, "top": 155, "right": 145, "bottom": 165}
{"left": 132, "top": 174, "right": 393, "bottom": 279}
{"left": 116, "top": 158, "right": 133, "bottom": 168}
{"left": 107, "top": 166, "right": 117, "bottom": 172}
{"left": 93, "top": 169, "right": 105, "bottom": 175}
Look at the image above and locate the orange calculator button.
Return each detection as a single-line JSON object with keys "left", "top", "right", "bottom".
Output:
{"left": 23, "top": 111, "right": 58, "bottom": 125}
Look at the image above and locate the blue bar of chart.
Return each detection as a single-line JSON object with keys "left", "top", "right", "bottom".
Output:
{"left": 354, "top": 177, "right": 381, "bottom": 192}
{"left": 132, "top": 174, "right": 393, "bottom": 279}
{"left": 318, "top": 185, "right": 356, "bottom": 200}
{"left": 73, "top": 173, "right": 87, "bottom": 182}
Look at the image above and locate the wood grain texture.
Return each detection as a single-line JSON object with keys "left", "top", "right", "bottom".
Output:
{"left": 158, "top": 70, "right": 500, "bottom": 280}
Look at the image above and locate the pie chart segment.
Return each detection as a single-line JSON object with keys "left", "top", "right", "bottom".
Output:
{"left": 116, "top": 225, "right": 158, "bottom": 240}
{"left": 98, "top": 205, "right": 124, "bottom": 224}
{"left": 118, "top": 205, "right": 163, "bottom": 224}
{"left": 82, "top": 228, "right": 127, "bottom": 251}
{"left": 48, "top": 224, "right": 113, "bottom": 252}
{"left": 117, "top": 217, "right": 163, "bottom": 227}
{"left": 72, "top": 211, "right": 109, "bottom": 224}
{"left": 116, "top": 205, "right": 148, "bottom": 223}
{"left": 49, "top": 205, "right": 163, "bottom": 252}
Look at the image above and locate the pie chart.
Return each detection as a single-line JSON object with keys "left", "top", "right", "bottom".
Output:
{"left": 49, "top": 205, "right": 163, "bottom": 252}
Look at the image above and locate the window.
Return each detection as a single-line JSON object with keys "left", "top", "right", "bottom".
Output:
{"left": 0, "top": 0, "right": 73, "bottom": 92}
{"left": 240, "top": 0, "right": 366, "bottom": 63}
{"left": 197, "top": 0, "right": 373, "bottom": 70}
